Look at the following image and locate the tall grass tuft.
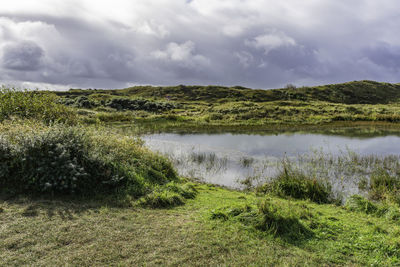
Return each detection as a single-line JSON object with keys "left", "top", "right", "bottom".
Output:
{"left": 368, "top": 168, "right": 400, "bottom": 202}
{"left": 210, "top": 198, "right": 313, "bottom": 243}
{"left": 345, "top": 195, "right": 379, "bottom": 215}
{"left": 258, "top": 162, "right": 333, "bottom": 203}
{"left": 256, "top": 198, "right": 313, "bottom": 241}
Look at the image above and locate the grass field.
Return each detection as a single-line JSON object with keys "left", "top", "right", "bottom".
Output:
{"left": 1, "top": 184, "right": 400, "bottom": 266}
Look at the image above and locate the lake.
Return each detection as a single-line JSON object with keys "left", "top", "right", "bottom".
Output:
{"left": 143, "top": 132, "right": 400, "bottom": 199}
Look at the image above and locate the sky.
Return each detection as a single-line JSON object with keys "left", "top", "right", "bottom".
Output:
{"left": 0, "top": 0, "right": 399, "bottom": 90}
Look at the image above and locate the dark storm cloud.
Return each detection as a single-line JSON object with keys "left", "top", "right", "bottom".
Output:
{"left": 0, "top": 0, "right": 399, "bottom": 90}
{"left": 2, "top": 41, "right": 44, "bottom": 71}
{"left": 365, "top": 43, "right": 400, "bottom": 70}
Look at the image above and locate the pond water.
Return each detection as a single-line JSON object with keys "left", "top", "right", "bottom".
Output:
{"left": 144, "top": 133, "right": 400, "bottom": 157}
{"left": 143, "top": 132, "right": 400, "bottom": 199}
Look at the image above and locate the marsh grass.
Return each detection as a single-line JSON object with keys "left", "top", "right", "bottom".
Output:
{"left": 258, "top": 160, "right": 333, "bottom": 203}
{"left": 345, "top": 195, "right": 379, "bottom": 214}
{"left": 240, "top": 156, "right": 254, "bottom": 168}
{"left": 345, "top": 195, "right": 400, "bottom": 221}
{"left": 185, "top": 151, "right": 227, "bottom": 172}
{"left": 368, "top": 168, "right": 400, "bottom": 202}
{"left": 151, "top": 140, "right": 400, "bottom": 204}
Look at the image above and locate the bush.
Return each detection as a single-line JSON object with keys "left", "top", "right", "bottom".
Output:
{"left": 105, "top": 98, "right": 176, "bottom": 112}
{"left": 0, "top": 123, "right": 178, "bottom": 198}
{"left": 0, "top": 87, "right": 76, "bottom": 123}
{"left": 58, "top": 96, "right": 99, "bottom": 109}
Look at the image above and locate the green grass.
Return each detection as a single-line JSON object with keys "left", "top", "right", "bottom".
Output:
{"left": 1, "top": 184, "right": 400, "bottom": 266}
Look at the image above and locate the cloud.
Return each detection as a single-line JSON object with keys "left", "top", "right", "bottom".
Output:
{"left": 2, "top": 41, "right": 44, "bottom": 70}
{"left": 364, "top": 42, "right": 400, "bottom": 70}
{"left": 136, "top": 20, "right": 169, "bottom": 38}
{"left": 0, "top": 0, "right": 399, "bottom": 90}
{"left": 245, "top": 31, "right": 296, "bottom": 55}
{"left": 235, "top": 51, "right": 254, "bottom": 68}
{"left": 152, "top": 41, "right": 210, "bottom": 68}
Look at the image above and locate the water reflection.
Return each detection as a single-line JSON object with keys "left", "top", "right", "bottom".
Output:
{"left": 143, "top": 132, "right": 400, "bottom": 198}
{"left": 144, "top": 133, "right": 400, "bottom": 157}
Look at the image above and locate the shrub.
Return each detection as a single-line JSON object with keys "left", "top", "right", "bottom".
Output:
{"left": 105, "top": 97, "right": 176, "bottom": 112}
{"left": 72, "top": 96, "right": 96, "bottom": 108}
{"left": 0, "top": 123, "right": 178, "bottom": 198}
{"left": 0, "top": 87, "right": 76, "bottom": 123}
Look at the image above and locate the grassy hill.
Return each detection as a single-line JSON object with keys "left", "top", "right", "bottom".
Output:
{"left": 56, "top": 80, "right": 400, "bottom": 104}
{"left": 52, "top": 80, "right": 400, "bottom": 130}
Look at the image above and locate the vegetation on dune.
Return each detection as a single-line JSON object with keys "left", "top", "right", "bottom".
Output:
{"left": 56, "top": 80, "right": 400, "bottom": 104}
{"left": 0, "top": 87, "right": 195, "bottom": 207}
{"left": 53, "top": 80, "right": 400, "bottom": 129}
{"left": 59, "top": 95, "right": 177, "bottom": 112}
{"left": 0, "top": 87, "right": 76, "bottom": 123}
{"left": 0, "top": 123, "right": 175, "bottom": 196}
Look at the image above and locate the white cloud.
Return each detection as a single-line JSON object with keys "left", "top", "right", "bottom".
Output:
{"left": 136, "top": 20, "right": 169, "bottom": 38}
{"left": 152, "top": 41, "right": 210, "bottom": 68}
{"left": 235, "top": 51, "right": 254, "bottom": 68}
{"left": 245, "top": 30, "right": 296, "bottom": 55}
